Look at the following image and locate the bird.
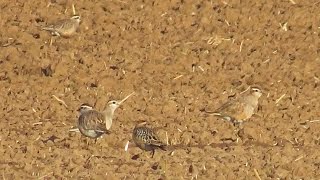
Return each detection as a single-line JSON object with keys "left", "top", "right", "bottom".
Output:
{"left": 77, "top": 92, "right": 134, "bottom": 140}
{"left": 77, "top": 103, "right": 93, "bottom": 113}
{"left": 132, "top": 122, "right": 167, "bottom": 157}
{"left": 205, "top": 87, "right": 262, "bottom": 124}
{"left": 42, "top": 15, "right": 81, "bottom": 37}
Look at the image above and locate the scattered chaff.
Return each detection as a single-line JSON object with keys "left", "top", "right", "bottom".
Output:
{"left": 239, "top": 40, "right": 244, "bottom": 52}
{"left": 203, "top": 164, "right": 206, "bottom": 171}
{"left": 165, "top": 131, "right": 169, "bottom": 145}
{"left": 173, "top": 75, "right": 183, "bottom": 80}
{"left": 72, "top": 4, "right": 76, "bottom": 15}
{"left": 280, "top": 22, "right": 288, "bottom": 31}
{"left": 198, "top": 66, "right": 204, "bottom": 72}
{"left": 206, "top": 35, "right": 230, "bottom": 46}
{"left": 33, "top": 122, "right": 43, "bottom": 126}
{"left": 3, "top": 170, "right": 6, "bottom": 180}
{"left": 294, "top": 155, "right": 304, "bottom": 161}
{"left": 185, "top": 41, "right": 194, "bottom": 45}
{"left": 103, "top": 61, "right": 108, "bottom": 71}
{"left": 225, "top": 19, "right": 230, "bottom": 26}
{"left": 46, "top": 2, "right": 52, "bottom": 7}
{"left": 1, "top": 38, "right": 15, "bottom": 47}
{"left": 125, "top": 140, "right": 130, "bottom": 151}
{"left": 52, "top": 95, "right": 68, "bottom": 108}
{"left": 49, "top": 37, "right": 53, "bottom": 46}
{"left": 116, "top": 0, "right": 128, "bottom": 4}
{"left": 38, "top": 172, "right": 53, "bottom": 179}
{"left": 34, "top": 136, "right": 41, "bottom": 141}
{"left": 69, "top": 128, "right": 80, "bottom": 132}
{"left": 263, "top": 59, "right": 270, "bottom": 63}
{"left": 308, "top": 119, "right": 320, "bottom": 123}
{"left": 161, "top": 12, "right": 168, "bottom": 17}
{"left": 253, "top": 168, "right": 262, "bottom": 180}
{"left": 275, "top": 93, "right": 286, "bottom": 104}
{"left": 289, "top": 0, "right": 296, "bottom": 4}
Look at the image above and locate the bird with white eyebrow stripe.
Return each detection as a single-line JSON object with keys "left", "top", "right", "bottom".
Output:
{"left": 42, "top": 15, "right": 81, "bottom": 37}
{"left": 205, "top": 87, "right": 262, "bottom": 124}
{"left": 77, "top": 92, "right": 134, "bottom": 141}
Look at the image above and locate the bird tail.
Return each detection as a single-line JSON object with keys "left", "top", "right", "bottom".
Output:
{"left": 42, "top": 27, "right": 55, "bottom": 31}
{"left": 158, "top": 144, "right": 167, "bottom": 151}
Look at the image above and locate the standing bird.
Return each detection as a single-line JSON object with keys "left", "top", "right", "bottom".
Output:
{"left": 78, "top": 92, "right": 134, "bottom": 140}
{"left": 132, "top": 122, "right": 167, "bottom": 157}
{"left": 206, "top": 87, "right": 262, "bottom": 124}
{"left": 42, "top": 15, "right": 81, "bottom": 37}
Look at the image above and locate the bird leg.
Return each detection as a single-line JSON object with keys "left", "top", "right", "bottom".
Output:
{"left": 49, "top": 37, "right": 53, "bottom": 46}
{"left": 150, "top": 149, "right": 155, "bottom": 158}
{"left": 85, "top": 137, "right": 91, "bottom": 149}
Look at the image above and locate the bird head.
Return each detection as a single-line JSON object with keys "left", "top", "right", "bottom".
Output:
{"left": 106, "top": 92, "right": 135, "bottom": 111}
{"left": 70, "top": 15, "right": 81, "bottom": 23}
{"left": 250, "top": 87, "right": 262, "bottom": 98}
{"left": 77, "top": 103, "right": 93, "bottom": 113}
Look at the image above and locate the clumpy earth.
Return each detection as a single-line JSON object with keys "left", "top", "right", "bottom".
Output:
{"left": 0, "top": 0, "right": 319, "bottom": 179}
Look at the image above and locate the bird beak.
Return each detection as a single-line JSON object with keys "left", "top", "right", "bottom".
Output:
{"left": 137, "top": 121, "right": 147, "bottom": 126}
{"left": 118, "top": 92, "right": 135, "bottom": 105}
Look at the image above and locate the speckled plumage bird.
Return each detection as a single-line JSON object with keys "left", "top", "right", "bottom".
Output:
{"left": 206, "top": 87, "right": 262, "bottom": 124}
{"left": 42, "top": 15, "right": 81, "bottom": 37}
{"left": 77, "top": 92, "right": 134, "bottom": 139}
{"left": 132, "top": 122, "right": 167, "bottom": 157}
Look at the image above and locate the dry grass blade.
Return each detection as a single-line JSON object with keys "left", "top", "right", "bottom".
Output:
{"left": 52, "top": 95, "right": 68, "bottom": 107}
{"left": 38, "top": 172, "right": 53, "bottom": 179}
{"left": 253, "top": 168, "right": 262, "bottom": 180}
{"left": 294, "top": 155, "right": 304, "bottom": 161}
{"left": 69, "top": 128, "right": 80, "bottom": 132}
{"left": 239, "top": 40, "right": 244, "bottom": 52}
{"left": 275, "top": 94, "right": 286, "bottom": 104}
{"left": 1, "top": 38, "right": 15, "bottom": 47}
{"left": 165, "top": 131, "right": 169, "bottom": 145}
{"left": 72, "top": 4, "right": 76, "bottom": 15}
{"left": 32, "top": 122, "right": 43, "bottom": 126}
{"left": 289, "top": 0, "right": 296, "bottom": 4}
{"left": 309, "top": 119, "right": 320, "bottom": 123}
{"left": 173, "top": 75, "right": 183, "bottom": 80}
{"left": 125, "top": 140, "right": 130, "bottom": 152}
{"left": 49, "top": 37, "right": 53, "bottom": 46}
{"left": 198, "top": 66, "right": 204, "bottom": 72}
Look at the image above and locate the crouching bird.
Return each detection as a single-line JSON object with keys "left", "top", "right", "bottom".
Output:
{"left": 132, "top": 122, "right": 167, "bottom": 157}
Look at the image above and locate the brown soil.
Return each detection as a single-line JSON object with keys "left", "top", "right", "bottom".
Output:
{"left": 1, "top": 0, "right": 319, "bottom": 179}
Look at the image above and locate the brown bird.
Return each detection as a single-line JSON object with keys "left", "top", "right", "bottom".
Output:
{"left": 78, "top": 92, "right": 134, "bottom": 139}
{"left": 42, "top": 15, "right": 81, "bottom": 37}
{"left": 206, "top": 87, "right": 262, "bottom": 124}
{"left": 132, "top": 122, "right": 167, "bottom": 157}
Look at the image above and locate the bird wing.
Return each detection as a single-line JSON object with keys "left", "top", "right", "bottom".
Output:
{"left": 146, "top": 129, "right": 166, "bottom": 147}
{"left": 78, "top": 110, "right": 107, "bottom": 133}
{"left": 52, "top": 19, "right": 70, "bottom": 29}
{"left": 214, "top": 99, "right": 247, "bottom": 121}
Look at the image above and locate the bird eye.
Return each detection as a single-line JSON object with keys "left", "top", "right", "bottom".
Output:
{"left": 112, "top": 101, "right": 116, "bottom": 104}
